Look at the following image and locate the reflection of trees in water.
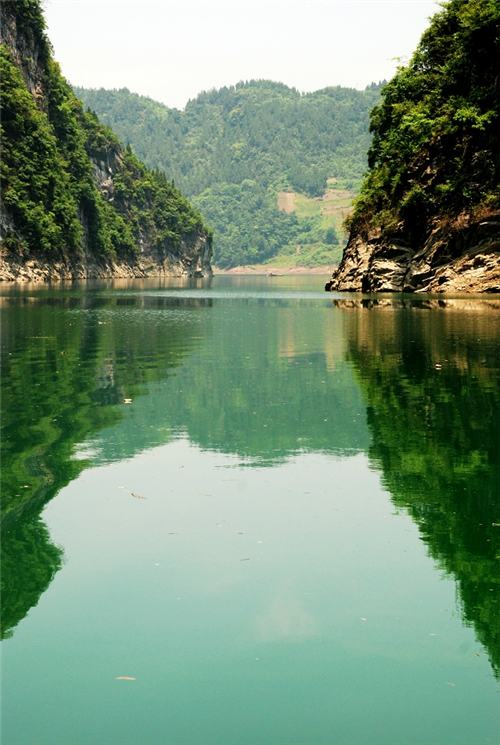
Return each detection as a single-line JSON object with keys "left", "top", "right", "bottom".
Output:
{"left": 5, "top": 289, "right": 499, "bottom": 666}
{"left": 1, "top": 293, "right": 205, "bottom": 639}
{"left": 1, "top": 517, "right": 63, "bottom": 639}
{"left": 339, "top": 297, "right": 500, "bottom": 678}
{"left": 0, "top": 293, "right": 368, "bottom": 638}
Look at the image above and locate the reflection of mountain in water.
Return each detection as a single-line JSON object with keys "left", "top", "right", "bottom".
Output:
{"left": 1, "top": 290, "right": 208, "bottom": 638}
{"left": 3, "top": 287, "right": 499, "bottom": 679}
{"left": 339, "top": 297, "right": 500, "bottom": 678}
{"left": 92, "top": 300, "right": 370, "bottom": 465}
{"left": 1, "top": 288, "right": 368, "bottom": 638}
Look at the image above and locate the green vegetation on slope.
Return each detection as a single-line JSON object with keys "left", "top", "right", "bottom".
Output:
{"left": 192, "top": 180, "right": 347, "bottom": 267}
{"left": 0, "top": 0, "right": 208, "bottom": 262}
{"left": 349, "top": 0, "right": 500, "bottom": 243}
{"left": 75, "top": 81, "right": 383, "bottom": 267}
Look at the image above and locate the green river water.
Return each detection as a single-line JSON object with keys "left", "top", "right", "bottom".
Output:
{"left": 1, "top": 276, "right": 499, "bottom": 744}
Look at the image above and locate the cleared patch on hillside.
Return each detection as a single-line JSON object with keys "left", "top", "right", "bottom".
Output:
{"left": 294, "top": 188, "right": 356, "bottom": 238}
{"left": 278, "top": 191, "right": 295, "bottom": 212}
{"left": 263, "top": 245, "right": 344, "bottom": 269}
{"left": 273, "top": 185, "right": 356, "bottom": 268}
{"left": 277, "top": 192, "right": 296, "bottom": 213}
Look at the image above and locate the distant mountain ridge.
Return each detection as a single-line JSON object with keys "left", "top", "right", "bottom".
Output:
{"left": 75, "top": 81, "right": 383, "bottom": 268}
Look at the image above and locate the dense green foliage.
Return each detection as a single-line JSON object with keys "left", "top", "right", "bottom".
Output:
{"left": 75, "top": 81, "right": 382, "bottom": 197}
{"left": 0, "top": 0, "right": 207, "bottom": 260}
{"left": 3, "top": 0, "right": 48, "bottom": 59}
{"left": 75, "top": 81, "right": 382, "bottom": 267}
{"left": 1, "top": 47, "right": 83, "bottom": 255}
{"left": 193, "top": 181, "right": 297, "bottom": 266}
{"left": 342, "top": 298, "right": 500, "bottom": 677}
{"left": 350, "top": 0, "right": 500, "bottom": 241}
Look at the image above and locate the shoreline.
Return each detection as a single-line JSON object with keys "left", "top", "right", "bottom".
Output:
{"left": 212, "top": 264, "right": 335, "bottom": 276}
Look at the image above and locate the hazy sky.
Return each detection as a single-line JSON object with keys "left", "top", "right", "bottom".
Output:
{"left": 44, "top": 0, "right": 439, "bottom": 110}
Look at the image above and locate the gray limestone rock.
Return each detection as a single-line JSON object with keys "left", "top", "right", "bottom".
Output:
{"left": 327, "top": 216, "right": 500, "bottom": 294}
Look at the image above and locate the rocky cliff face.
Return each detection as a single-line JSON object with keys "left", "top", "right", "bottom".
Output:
{"left": 1, "top": 138, "right": 212, "bottom": 281}
{"left": 0, "top": 0, "right": 45, "bottom": 103}
{"left": 327, "top": 214, "right": 500, "bottom": 293}
{"left": 0, "top": 0, "right": 212, "bottom": 281}
{"left": 1, "top": 2, "right": 47, "bottom": 270}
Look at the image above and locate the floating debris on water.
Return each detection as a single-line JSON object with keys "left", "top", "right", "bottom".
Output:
{"left": 118, "top": 486, "right": 146, "bottom": 499}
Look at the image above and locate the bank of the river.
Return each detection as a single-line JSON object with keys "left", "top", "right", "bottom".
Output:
{"left": 213, "top": 264, "right": 334, "bottom": 275}
{"left": 327, "top": 0, "right": 500, "bottom": 294}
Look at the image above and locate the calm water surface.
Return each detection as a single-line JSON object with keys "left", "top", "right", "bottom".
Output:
{"left": 2, "top": 276, "right": 500, "bottom": 745}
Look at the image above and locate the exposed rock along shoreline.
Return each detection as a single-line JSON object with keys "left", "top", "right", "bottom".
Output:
{"left": 0, "top": 233, "right": 212, "bottom": 282}
{"left": 325, "top": 215, "right": 500, "bottom": 294}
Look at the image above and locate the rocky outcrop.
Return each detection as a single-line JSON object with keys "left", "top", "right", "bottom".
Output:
{"left": 0, "top": 1, "right": 46, "bottom": 106}
{"left": 324, "top": 0, "right": 500, "bottom": 296}
{"left": 326, "top": 214, "right": 500, "bottom": 293}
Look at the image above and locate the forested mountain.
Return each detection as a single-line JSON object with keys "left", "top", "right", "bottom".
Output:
{"left": 329, "top": 0, "right": 500, "bottom": 293}
{"left": 0, "top": 0, "right": 211, "bottom": 280}
{"left": 75, "top": 82, "right": 383, "bottom": 268}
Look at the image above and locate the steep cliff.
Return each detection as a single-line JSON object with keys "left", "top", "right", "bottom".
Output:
{"left": 0, "top": 0, "right": 212, "bottom": 280}
{"left": 327, "top": 0, "right": 500, "bottom": 293}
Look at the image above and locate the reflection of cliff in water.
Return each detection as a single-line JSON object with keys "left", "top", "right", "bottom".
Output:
{"left": 339, "top": 297, "right": 500, "bottom": 678}
{"left": 1, "top": 291, "right": 209, "bottom": 639}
